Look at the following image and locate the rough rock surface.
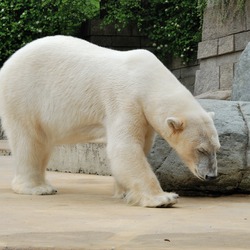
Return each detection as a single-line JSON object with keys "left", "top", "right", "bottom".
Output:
{"left": 150, "top": 100, "right": 250, "bottom": 195}
{"left": 195, "top": 90, "right": 231, "bottom": 100}
{"left": 48, "top": 143, "right": 110, "bottom": 175}
{"left": 232, "top": 42, "right": 250, "bottom": 101}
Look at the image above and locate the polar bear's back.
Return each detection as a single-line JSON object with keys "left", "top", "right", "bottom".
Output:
{"left": 5, "top": 35, "right": 116, "bottom": 64}
{"left": 0, "top": 35, "right": 162, "bottom": 94}
{"left": 2, "top": 35, "right": 158, "bottom": 77}
{"left": 1, "top": 35, "right": 123, "bottom": 84}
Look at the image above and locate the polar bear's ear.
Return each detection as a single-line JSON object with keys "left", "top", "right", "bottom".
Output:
{"left": 166, "top": 117, "right": 184, "bottom": 132}
{"left": 208, "top": 112, "right": 215, "bottom": 119}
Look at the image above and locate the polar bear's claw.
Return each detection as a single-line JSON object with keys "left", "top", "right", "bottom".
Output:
{"left": 142, "top": 192, "right": 179, "bottom": 208}
{"left": 125, "top": 191, "right": 179, "bottom": 208}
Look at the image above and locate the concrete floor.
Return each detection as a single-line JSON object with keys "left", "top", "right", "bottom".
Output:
{"left": 1, "top": 156, "right": 250, "bottom": 250}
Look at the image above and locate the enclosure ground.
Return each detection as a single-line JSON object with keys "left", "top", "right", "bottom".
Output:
{"left": 0, "top": 156, "right": 250, "bottom": 250}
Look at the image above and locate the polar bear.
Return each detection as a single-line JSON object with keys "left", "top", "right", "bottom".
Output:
{"left": 0, "top": 36, "right": 220, "bottom": 207}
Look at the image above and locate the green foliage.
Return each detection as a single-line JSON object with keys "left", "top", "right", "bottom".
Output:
{"left": 102, "top": 0, "right": 203, "bottom": 64}
{"left": 0, "top": 0, "right": 99, "bottom": 66}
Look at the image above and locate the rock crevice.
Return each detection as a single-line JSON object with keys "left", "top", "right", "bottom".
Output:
{"left": 237, "top": 103, "right": 249, "bottom": 169}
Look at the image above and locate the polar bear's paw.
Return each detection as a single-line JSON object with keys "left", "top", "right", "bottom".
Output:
{"left": 28, "top": 184, "right": 57, "bottom": 195}
{"left": 126, "top": 191, "right": 179, "bottom": 208}
{"left": 12, "top": 178, "right": 57, "bottom": 195}
{"left": 142, "top": 192, "right": 179, "bottom": 208}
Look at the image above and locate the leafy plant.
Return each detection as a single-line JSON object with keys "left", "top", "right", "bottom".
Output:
{"left": 102, "top": 0, "right": 203, "bottom": 64}
{"left": 0, "top": 0, "right": 99, "bottom": 66}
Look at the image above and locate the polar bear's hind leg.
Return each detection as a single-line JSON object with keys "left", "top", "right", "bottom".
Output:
{"left": 7, "top": 124, "right": 57, "bottom": 195}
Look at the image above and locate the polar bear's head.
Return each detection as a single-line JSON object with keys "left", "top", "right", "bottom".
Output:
{"left": 165, "top": 112, "right": 220, "bottom": 181}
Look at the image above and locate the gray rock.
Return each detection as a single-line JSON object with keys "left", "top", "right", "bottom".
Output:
{"left": 232, "top": 42, "right": 250, "bottom": 101}
{"left": 153, "top": 100, "right": 250, "bottom": 195}
{"left": 195, "top": 90, "right": 231, "bottom": 100}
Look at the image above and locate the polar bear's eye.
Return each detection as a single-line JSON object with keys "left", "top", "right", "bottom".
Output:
{"left": 197, "top": 149, "right": 208, "bottom": 156}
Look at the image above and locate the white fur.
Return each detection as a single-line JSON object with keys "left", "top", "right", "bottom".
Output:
{"left": 0, "top": 35, "right": 219, "bottom": 207}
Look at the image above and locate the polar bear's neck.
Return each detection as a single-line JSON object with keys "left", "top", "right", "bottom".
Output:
{"left": 141, "top": 82, "right": 203, "bottom": 139}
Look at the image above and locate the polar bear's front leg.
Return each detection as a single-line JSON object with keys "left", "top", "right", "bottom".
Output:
{"left": 107, "top": 140, "right": 178, "bottom": 207}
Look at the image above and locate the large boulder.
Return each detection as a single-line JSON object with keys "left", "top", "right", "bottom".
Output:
{"left": 232, "top": 42, "right": 250, "bottom": 101}
{"left": 47, "top": 99, "right": 250, "bottom": 195}
{"left": 151, "top": 100, "right": 250, "bottom": 195}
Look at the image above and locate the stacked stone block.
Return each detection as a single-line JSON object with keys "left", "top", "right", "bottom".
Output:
{"left": 195, "top": 1, "right": 250, "bottom": 96}
{"left": 170, "top": 58, "right": 199, "bottom": 93}
{"left": 82, "top": 19, "right": 151, "bottom": 52}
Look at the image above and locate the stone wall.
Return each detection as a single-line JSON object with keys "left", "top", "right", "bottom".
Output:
{"left": 170, "top": 58, "right": 199, "bottom": 93}
{"left": 195, "top": 0, "right": 250, "bottom": 96}
{"left": 82, "top": 19, "right": 152, "bottom": 53}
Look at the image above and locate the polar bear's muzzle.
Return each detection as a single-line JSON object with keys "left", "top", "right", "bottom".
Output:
{"left": 195, "top": 151, "right": 218, "bottom": 181}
